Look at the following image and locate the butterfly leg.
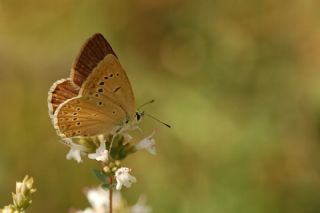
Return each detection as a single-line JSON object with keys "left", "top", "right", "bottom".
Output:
{"left": 108, "top": 132, "right": 118, "bottom": 154}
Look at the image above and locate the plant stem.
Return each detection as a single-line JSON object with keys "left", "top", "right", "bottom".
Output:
{"left": 109, "top": 176, "right": 113, "bottom": 213}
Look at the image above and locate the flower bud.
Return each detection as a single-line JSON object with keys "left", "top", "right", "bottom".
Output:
{"left": 115, "top": 160, "right": 121, "bottom": 166}
{"left": 103, "top": 166, "right": 110, "bottom": 173}
{"left": 109, "top": 162, "right": 115, "bottom": 168}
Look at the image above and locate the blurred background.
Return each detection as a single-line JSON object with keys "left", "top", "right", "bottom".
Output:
{"left": 1, "top": 0, "right": 320, "bottom": 212}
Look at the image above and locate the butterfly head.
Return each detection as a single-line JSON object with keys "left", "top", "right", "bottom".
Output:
{"left": 135, "top": 111, "right": 144, "bottom": 122}
{"left": 135, "top": 110, "right": 171, "bottom": 128}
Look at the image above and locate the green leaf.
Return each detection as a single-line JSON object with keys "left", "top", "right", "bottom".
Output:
{"left": 118, "top": 146, "right": 128, "bottom": 160}
{"left": 92, "top": 169, "right": 108, "bottom": 183}
{"left": 101, "top": 183, "right": 116, "bottom": 190}
{"left": 101, "top": 183, "right": 110, "bottom": 189}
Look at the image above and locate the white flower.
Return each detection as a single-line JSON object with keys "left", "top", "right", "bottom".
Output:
{"left": 115, "top": 167, "right": 137, "bottom": 190}
{"left": 16, "top": 182, "right": 23, "bottom": 193}
{"left": 131, "top": 195, "right": 152, "bottom": 213}
{"left": 75, "top": 187, "right": 123, "bottom": 213}
{"left": 2, "top": 206, "right": 15, "bottom": 213}
{"left": 64, "top": 138, "right": 87, "bottom": 163}
{"left": 87, "top": 187, "right": 109, "bottom": 209}
{"left": 135, "top": 132, "right": 156, "bottom": 155}
{"left": 88, "top": 141, "right": 108, "bottom": 162}
{"left": 66, "top": 145, "right": 82, "bottom": 163}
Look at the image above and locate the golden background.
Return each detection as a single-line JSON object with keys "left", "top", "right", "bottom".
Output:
{"left": 1, "top": 0, "right": 320, "bottom": 212}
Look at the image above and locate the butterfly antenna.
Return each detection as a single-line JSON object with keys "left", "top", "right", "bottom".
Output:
{"left": 138, "top": 99, "right": 155, "bottom": 110}
{"left": 144, "top": 112, "right": 171, "bottom": 128}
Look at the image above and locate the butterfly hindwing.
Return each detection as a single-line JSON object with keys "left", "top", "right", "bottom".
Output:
{"left": 48, "top": 78, "right": 80, "bottom": 118}
{"left": 54, "top": 96, "right": 126, "bottom": 137}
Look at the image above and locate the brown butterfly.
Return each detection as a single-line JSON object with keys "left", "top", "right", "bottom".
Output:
{"left": 48, "top": 33, "right": 138, "bottom": 138}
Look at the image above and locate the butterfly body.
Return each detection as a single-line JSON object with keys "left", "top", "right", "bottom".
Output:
{"left": 48, "top": 34, "right": 137, "bottom": 138}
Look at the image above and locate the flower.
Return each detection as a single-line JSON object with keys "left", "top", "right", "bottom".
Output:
{"left": 74, "top": 187, "right": 123, "bottom": 213}
{"left": 16, "top": 175, "right": 36, "bottom": 196}
{"left": 115, "top": 167, "right": 137, "bottom": 190}
{"left": 88, "top": 141, "right": 108, "bottom": 162}
{"left": 1, "top": 205, "right": 15, "bottom": 213}
{"left": 87, "top": 187, "right": 109, "bottom": 210}
{"left": 135, "top": 132, "right": 156, "bottom": 155}
{"left": 16, "top": 182, "right": 23, "bottom": 193}
{"left": 1, "top": 175, "right": 36, "bottom": 212}
{"left": 64, "top": 138, "right": 88, "bottom": 163}
{"left": 131, "top": 195, "right": 152, "bottom": 213}
{"left": 66, "top": 145, "right": 83, "bottom": 163}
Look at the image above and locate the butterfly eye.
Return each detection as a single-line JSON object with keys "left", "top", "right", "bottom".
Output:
{"left": 116, "top": 73, "right": 119, "bottom": 77}
{"left": 99, "top": 81, "right": 105, "bottom": 85}
{"left": 109, "top": 73, "right": 114, "bottom": 77}
{"left": 73, "top": 118, "right": 78, "bottom": 121}
{"left": 98, "top": 88, "right": 103, "bottom": 93}
{"left": 76, "top": 107, "right": 81, "bottom": 111}
{"left": 104, "top": 76, "right": 108, "bottom": 80}
{"left": 73, "top": 112, "right": 77, "bottom": 115}
{"left": 136, "top": 112, "right": 141, "bottom": 120}
{"left": 98, "top": 102, "right": 103, "bottom": 106}
{"left": 76, "top": 122, "right": 81, "bottom": 126}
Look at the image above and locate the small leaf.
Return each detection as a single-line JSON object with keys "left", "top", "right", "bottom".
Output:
{"left": 101, "top": 183, "right": 116, "bottom": 190}
{"left": 92, "top": 169, "right": 108, "bottom": 183}
{"left": 101, "top": 183, "right": 110, "bottom": 189}
{"left": 118, "top": 146, "right": 128, "bottom": 160}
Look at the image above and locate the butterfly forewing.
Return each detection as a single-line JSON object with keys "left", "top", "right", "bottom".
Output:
{"left": 71, "top": 33, "right": 116, "bottom": 87}
{"left": 80, "top": 54, "right": 135, "bottom": 119}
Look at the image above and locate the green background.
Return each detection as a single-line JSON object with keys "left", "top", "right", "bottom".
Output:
{"left": 1, "top": 0, "right": 320, "bottom": 212}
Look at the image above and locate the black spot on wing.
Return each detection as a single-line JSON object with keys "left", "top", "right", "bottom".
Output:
{"left": 113, "top": 86, "right": 121, "bottom": 93}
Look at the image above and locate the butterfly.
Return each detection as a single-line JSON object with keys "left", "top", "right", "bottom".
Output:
{"left": 48, "top": 33, "right": 139, "bottom": 139}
